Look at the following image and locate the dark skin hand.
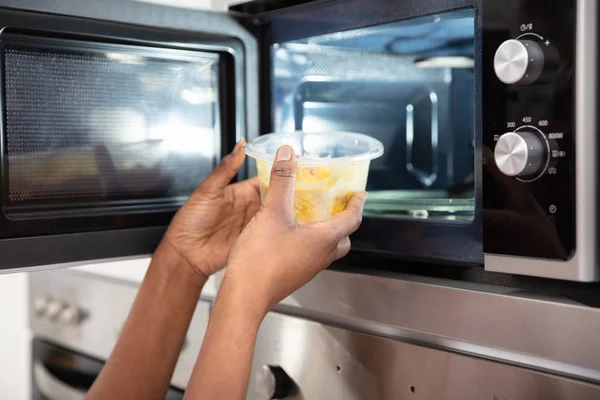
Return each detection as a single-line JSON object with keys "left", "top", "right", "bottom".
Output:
{"left": 184, "top": 145, "right": 367, "bottom": 400}
{"left": 86, "top": 140, "right": 260, "bottom": 400}
{"left": 166, "top": 138, "right": 261, "bottom": 277}
{"left": 87, "top": 142, "right": 366, "bottom": 400}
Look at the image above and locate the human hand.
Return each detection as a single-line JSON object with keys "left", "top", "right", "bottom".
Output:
{"left": 221, "top": 145, "right": 367, "bottom": 316}
{"left": 163, "top": 140, "right": 261, "bottom": 279}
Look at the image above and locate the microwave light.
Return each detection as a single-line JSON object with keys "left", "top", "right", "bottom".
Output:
{"left": 414, "top": 56, "right": 474, "bottom": 68}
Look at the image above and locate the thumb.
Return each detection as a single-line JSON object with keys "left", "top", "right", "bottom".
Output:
{"left": 262, "top": 145, "right": 297, "bottom": 222}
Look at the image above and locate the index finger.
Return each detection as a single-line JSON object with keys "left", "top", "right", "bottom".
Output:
{"left": 318, "top": 191, "right": 367, "bottom": 241}
{"left": 197, "top": 139, "right": 246, "bottom": 192}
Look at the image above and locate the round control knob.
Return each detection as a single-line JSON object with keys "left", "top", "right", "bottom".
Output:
{"left": 257, "top": 366, "right": 297, "bottom": 399}
{"left": 494, "top": 39, "right": 545, "bottom": 84}
{"left": 33, "top": 297, "right": 49, "bottom": 316}
{"left": 58, "top": 304, "right": 82, "bottom": 325}
{"left": 494, "top": 131, "right": 547, "bottom": 177}
{"left": 45, "top": 300, "right": 63, "bottom": 321}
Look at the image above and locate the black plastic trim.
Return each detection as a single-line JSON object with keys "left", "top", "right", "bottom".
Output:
{"left": 230, "top": 0, "right": 323, "bottom": 15}
{"left": 1, "top": 226, "right": 164, "bottom": 271}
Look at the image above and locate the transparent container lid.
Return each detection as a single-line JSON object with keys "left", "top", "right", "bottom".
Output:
{"left": 244, "top": 131, "right": 384, "bottom": 167}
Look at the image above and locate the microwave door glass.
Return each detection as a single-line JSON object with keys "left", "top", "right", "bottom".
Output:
{"left": 3, "top": 39, "right": 220, "bottom": 218}
{"left": 272, "top": 8, "right": 476, "bottom": 222}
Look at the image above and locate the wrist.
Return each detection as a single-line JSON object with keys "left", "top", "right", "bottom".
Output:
{"left": 153, "top": 239, "right": 209, "bottom": 289}
{"left": 217, "top": 274, "right": 270, "bottom": 326}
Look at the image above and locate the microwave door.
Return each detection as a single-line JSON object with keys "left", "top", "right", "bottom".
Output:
{"left": 237, "top": 0, "right": 484, "bottom": 265}
{"left": 0, "top": 0, "right": 259, "bottom": 272}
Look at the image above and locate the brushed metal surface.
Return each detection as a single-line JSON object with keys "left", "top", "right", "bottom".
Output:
{"left": 494, "top": 131, "right": 545, "bottom": 177}
{"left": 265, "top": 269, "right": 600, "bottom": 383}
{"left": 485, "top": 0, "right": 598, "bottom": 281}
{"left": 248, "top": 312, "right": 600, "bottom": 400}
{"left": 29, "top": 270, "right": 211, "bottom": 390}
{"left": 494, "top": 39, "right": 530, "bottom": 84}
{"left": 494, "top": 39, "right": 544, "bottom": 85}
{"left": 70, "top": 267, "right": 219, "bottom": 300}
{"left": 33, "top": 267, "right": 600, "bottom": 397}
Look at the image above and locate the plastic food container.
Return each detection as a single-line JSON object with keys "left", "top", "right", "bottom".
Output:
{"left": 244, "top": 131, "right": 384, "bottom": 222}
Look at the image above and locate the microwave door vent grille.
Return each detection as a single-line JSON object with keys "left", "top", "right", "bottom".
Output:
{"left": 3, "top": 45, "right": 219, "bottom": 212}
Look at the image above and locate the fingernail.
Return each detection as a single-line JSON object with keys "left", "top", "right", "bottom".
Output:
{"left": 275, "top": 145, "right": 292, "bottom": 161}
{"left": 233, "top": 138, "right": 246, "bottom": 152}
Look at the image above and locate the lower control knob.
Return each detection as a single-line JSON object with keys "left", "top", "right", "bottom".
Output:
{"left": 257, "top": 366, "right": 297, "bottom": 399}
{"left": 33, "top": 297, "right": 49, "bottom": 316}
{"left": 45, "top": 300, "right": 63, "bottom": 321}
{"left": 494, "top": 131, "right": 547, "bottom": 177}
{"left": 58, "top": 304, "right": 83, "bottom": 325}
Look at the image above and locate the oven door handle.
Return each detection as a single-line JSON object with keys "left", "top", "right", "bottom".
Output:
{"left": 33, "top": 360, "right": 87, "bottom": 400}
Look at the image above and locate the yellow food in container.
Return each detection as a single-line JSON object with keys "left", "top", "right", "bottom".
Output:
{"left": 246, "top": 131, "right": 384, "bottom": 222}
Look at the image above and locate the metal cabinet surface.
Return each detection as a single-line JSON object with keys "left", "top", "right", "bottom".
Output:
{"left": 248, "top": 312, "right": 600, "bottom": 400}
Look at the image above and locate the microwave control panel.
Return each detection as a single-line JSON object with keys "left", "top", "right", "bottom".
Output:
{"left": 482, "top": 0, "right": 576, "bottom": 260}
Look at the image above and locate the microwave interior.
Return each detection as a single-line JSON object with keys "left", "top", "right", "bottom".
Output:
{"left": 270, "top": 8, "right": 476, "bottom": 223}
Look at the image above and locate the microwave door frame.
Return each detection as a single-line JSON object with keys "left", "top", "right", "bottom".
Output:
{"left": 0, "top": 0, "right": 259, "bottom": 273}
{"left": 243, "top": 0, "right": 484, "bottom": 265}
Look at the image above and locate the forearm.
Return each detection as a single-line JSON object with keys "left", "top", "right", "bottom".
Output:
{"left": 183, "top": 279, "right": 266, "bottom": 400}
{"left": 87, "top": 240, "right": 207, "bottom": 400}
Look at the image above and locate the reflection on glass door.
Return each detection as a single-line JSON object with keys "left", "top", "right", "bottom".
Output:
{"left": 3, "top": 37, "right": 220, "bottom": 215}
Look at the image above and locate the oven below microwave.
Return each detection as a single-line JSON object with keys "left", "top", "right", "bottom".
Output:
{"left": 0, "top": 0, "right": 596, "bottom": 282}
{"left": 33, "top": 340, "right": 185, "bottom": 400}
{"left": 29, "top": 268, "right": 214, "bottom": 399}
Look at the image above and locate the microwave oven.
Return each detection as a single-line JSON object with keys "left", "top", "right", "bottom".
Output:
{"left": 0, "top": 0, "right": 595, "bottom": 282}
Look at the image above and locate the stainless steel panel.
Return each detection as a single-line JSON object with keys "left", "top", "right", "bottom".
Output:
{"left": 69, "top": 266, "right": 219, "bottom": 300}
{"left": 29, "top": 270, "right": 211, "bottom": 389}
{"left": 484, "top": 0, "right": 598, "bottom": 281}
{"left": 249, "top": 312, "right": 600, "bottom": 400}
{"left": 252, "top": 269, "right": 600, "bottom": 383}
